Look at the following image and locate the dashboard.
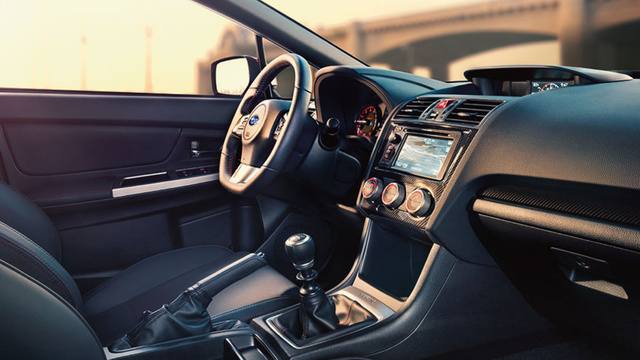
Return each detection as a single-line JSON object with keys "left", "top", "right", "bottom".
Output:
{"left": 464, "top": 65, "right": 630, "bottom": 96}
{"left": 311, "top": 63, "right": 640, "bottom": 353}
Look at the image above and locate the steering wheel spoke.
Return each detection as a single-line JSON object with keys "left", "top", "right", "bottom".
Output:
{"left": 229, "top": 163, "right": 261, "bottom": 185}
{"left": 232, "top": 115, "right": 249, "bottom": 138}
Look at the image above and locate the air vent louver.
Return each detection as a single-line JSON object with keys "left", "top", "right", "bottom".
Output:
{"left": 446, "top": 99, "right": 503, "bottom": 125}
{"left": 395, "top": 97, "right": 438, "bottom": 119}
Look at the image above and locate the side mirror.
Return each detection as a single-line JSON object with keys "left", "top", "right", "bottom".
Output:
{"left": 211, "top": 56, "right": 261, "bottom": 96}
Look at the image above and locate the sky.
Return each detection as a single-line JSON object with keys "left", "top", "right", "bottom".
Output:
{"left": 0, "top": 0, "right": 559, "bottom": 94}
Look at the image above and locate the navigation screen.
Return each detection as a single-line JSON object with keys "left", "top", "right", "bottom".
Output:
{"left": 391, "top": 135, "right": 453, "bottom": 178}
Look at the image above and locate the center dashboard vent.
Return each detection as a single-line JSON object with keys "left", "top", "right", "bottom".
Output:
{"left": 395, "top": 97, "right": 438, "bottom": 119}
{"left": 446, "top": 99, "right": 504, "bottom": 125}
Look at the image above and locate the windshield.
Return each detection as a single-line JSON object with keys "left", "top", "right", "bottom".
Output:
{"left": 1, "top": 0, "right": 637, "bottom": 94}
{"left": 264, "top": 0, "right": 640, "bottom": 80}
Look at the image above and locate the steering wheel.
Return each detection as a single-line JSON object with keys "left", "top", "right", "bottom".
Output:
{"left": 219, "top": 53, "right": 312, "bottom": 195}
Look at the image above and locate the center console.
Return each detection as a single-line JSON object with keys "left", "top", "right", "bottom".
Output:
{"left": 358, "top": 99, "right": 479, "bottom": 240}
{"left": 246, "top": 97, "right": 489, "bottom": 359}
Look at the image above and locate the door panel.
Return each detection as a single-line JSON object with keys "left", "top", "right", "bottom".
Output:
{"left": 3, "top": 123, "right": 181, "bottom": 175}
{"left": 0, "top": 92, "right": 238, "bottom": 206}
{"left": 0, "top": 90, "right": 249, "bottom": 293}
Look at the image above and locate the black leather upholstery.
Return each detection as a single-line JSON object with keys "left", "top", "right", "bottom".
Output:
{"left": 0, "top": 220, "right": 83, "bottom": 310}
{"left": 83, "top": 246, "right": 248, "bottom": 345}
{"left": 0, "top": 260, "right": 105, "bottom": 360}
{"left": 0, "top": 183, "right": 61, "bottom": 260}
{"left": 0, "top": 180, "right": 297, "bottom": 346}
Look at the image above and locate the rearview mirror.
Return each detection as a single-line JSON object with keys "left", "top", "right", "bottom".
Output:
{"left": 211, "top": 56, "right": 260, "bottom": 96}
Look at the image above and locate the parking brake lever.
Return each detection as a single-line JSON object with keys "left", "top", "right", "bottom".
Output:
{"left": 110, "top": 253, "right": 266, "bottom": 350}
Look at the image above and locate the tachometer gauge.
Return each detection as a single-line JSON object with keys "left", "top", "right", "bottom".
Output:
{"left": 355, "top": 105, "right": 379, "bottom": 136}
{"left": 531, "top": 81, "right": 570, "bottom": 93}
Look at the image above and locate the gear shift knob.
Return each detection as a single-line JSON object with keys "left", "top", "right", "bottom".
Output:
{"left": 285, "top": 233, "right": 315, "bottom": 271}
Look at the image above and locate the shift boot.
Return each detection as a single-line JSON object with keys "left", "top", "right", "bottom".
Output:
{"left": 110, "top": 253, "right": 266, "bottom": 350}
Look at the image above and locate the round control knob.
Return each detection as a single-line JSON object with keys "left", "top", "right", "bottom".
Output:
{"left": 362, "top": 177, "right": 383, "bottom": 201}
{"left": 381, "top": 182, "right": 405, "bottom": 208}
{"left": 405, "top": 189, "right": 433, "bottom": 217}
{"left": 388, "top": 133, "right": 401, "bottom": 144}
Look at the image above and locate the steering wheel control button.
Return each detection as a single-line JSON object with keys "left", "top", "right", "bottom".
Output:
{"left": 243, "top": 104, "right": 266, "bottom": 141}
{"left": 232, "top": 116, "right": 249, "bottom": 137}
{"left": 362, "top": 177, "right": 383, "bottom": 202}
{"left": 405, "top": 188, "right": 433, "bottom": 217}
{"left": 381, "top": 182, "right": 405, "bottom": 208}
{"left": 273, "top": 114, "right": 288, "bottom": 141}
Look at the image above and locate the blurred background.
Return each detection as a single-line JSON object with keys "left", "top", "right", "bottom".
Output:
{"left": 1, "top": 0, "right": 639, "bottom": 95}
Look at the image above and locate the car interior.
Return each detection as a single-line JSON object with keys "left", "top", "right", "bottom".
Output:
{"left": 1, "top": 0, "right": 640, "bottom": 359}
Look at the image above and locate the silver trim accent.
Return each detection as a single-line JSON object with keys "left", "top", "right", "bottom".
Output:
{"left": 229, "top": 163, "right": 260, "bottom": 184}
{"left": 122, "top": 172, "right": 167, "bottom": 181}
{"left": 286, "top": 233, "right": 311, "bottom": 246}
{"left": 112, "top": 174, "right": 218, "bottom": 198}
{"left": 266, "top": 285, "right": 394, "bottom": 350}
{"left": 352, "top": 277, "right": 405, "bottom": 311}
{"left": 293, "top": 259, "right": 314, "bottom": 271}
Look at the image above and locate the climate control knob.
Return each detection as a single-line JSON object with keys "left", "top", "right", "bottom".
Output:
{"left": 381, "top": 182, "right": 405, "bottom": 208}
{"left": 405, "top": 189, "right": 433, "bottom": 217}
{"left": 362, "top": 177, "right": 383, "bottom": 202}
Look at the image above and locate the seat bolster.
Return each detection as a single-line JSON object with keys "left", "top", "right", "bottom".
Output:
{"left": 83, "top": 245, "right": 244, "bottom": 345}
{"left": 0, "top": 260, "right": 104, "bottom": 360}
{"left": 0, "top": 220, "right": 82, "bottom": 310}
{"left": 0, "top": 182, "right": 61, "bottom": 260}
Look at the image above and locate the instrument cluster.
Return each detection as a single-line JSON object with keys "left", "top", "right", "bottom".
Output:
{"left": 354, "top": 101, "right": 386, "bottom": 137}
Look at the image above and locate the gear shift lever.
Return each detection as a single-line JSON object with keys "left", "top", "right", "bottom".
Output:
{"left": 285, "top": 233, "right": 317, "bottom": 281}
{"left": 285, "top": 233, "right": 338, "bottom": 339}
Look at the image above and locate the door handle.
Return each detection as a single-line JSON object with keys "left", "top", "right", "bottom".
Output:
{"left": 190, "top": 140, "right": 217, "bottom": 158}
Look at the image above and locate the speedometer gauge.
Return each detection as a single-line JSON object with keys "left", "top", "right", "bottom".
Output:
{"left": 355, "top": 105, "right": 379, "bottom": 136}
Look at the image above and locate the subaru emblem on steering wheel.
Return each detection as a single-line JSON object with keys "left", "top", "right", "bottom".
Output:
{"left": 249, "top": 115, "right": 260, "bottom": 126}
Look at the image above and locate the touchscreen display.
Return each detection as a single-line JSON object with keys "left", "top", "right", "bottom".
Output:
{"left": 391, "top": 135, "right": 453, "bottom": 178}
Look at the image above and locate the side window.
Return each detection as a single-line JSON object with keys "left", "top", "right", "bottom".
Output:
{"left": 0, "top": 0, "right": 255, "bottom": 96}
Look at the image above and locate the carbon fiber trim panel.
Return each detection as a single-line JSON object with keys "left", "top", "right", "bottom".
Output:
{"left": 358, "top": 118, "right": 477, "bottom": 238}
{"left": 479, "top": 185, "right": 640, "bottom": 229}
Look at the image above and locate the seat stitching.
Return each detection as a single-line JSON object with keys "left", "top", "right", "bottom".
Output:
{"left": 0, "top": 237, "right": 73, "bottom": 305}
{"left": 0, "top": 229, "right": 76, "bottom": 306}
{"left": 0, "top": 221, "right": 78, "bottom": 307}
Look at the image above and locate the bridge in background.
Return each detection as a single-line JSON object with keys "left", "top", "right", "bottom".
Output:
{"left": 198, "top": 0, "right": 640, "bottom": 92}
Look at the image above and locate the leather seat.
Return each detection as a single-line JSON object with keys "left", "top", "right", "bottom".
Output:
{"left": 0, "top": 182, "right": 296, "bottom": 346}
